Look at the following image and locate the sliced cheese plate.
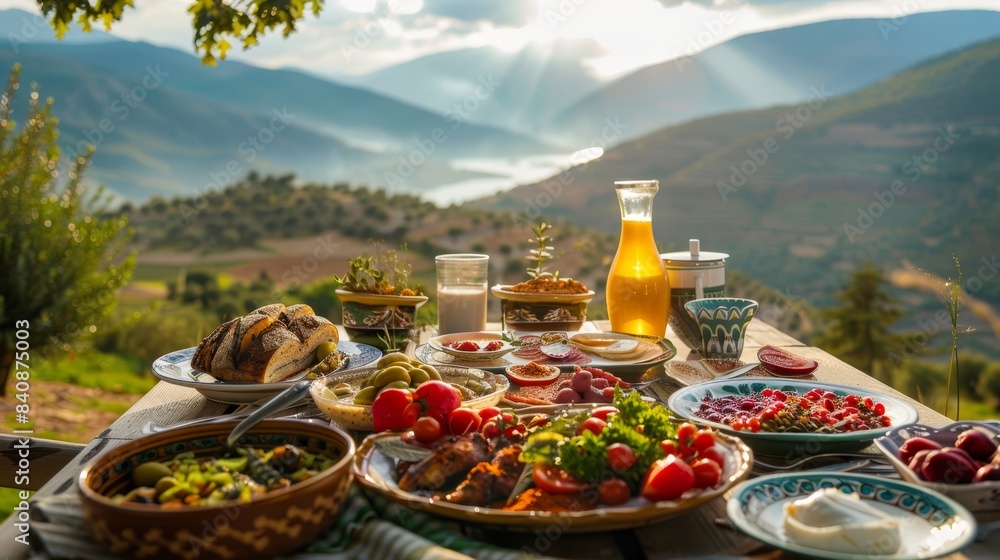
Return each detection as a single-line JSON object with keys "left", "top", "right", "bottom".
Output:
{"left": 152, "top": 341, "right": 380, "bottom": 404}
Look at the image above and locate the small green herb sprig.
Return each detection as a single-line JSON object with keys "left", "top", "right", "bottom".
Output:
{"left": 526, "top": 222, "right": 559, "bottom": 280}
{"left": 333, "top": 241, "right": 423, "bottom": 296}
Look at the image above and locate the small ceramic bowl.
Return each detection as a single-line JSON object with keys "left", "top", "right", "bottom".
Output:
{"left": 874, "top": 421, "right": 1000, "bottom": 511}
{"left": 311, "top": 365, "right": 509, "bottom": 431}
{"left": 78, "top": 418, "right": 355, "bottom": 560}
{"left": 491, "top": 285, "right": 595, "bottom": 332}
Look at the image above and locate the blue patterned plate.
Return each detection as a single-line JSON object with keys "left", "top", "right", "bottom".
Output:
{"left": 667, "top": 379, "right": 919, "bottom": 454}
{"left": 151, "top": 341, "right": 381, "bottom": 404}
{"left": 727, "top": 472, "right": 976, "bottom": 559}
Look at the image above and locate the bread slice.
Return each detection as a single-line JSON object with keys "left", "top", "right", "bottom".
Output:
{"left": 280, "top": 304, "right": 315, "bottom": 324}
{"left": 229, "top": 322, "right": 310, "bottom": 383}
{"left": 248, "top": 303, "right": 286, "bottom": 318}
{"left": 287, "top": 314, "right": 338, "bottom": 348}
{"left": 191, "top": 318, "right": 238, "bottom": 373}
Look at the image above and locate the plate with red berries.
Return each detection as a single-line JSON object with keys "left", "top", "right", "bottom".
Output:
{"left": 668, "top": 379, "right": 918, "bottom": 454}
{"left": 429, "top": 332, "right": 517, "bottom": 362}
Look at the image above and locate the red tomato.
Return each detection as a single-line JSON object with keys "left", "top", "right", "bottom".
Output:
{"left": 659, "top": 440, "right": 679, "bottom": 456}
{"left": 607, "top": 443, "right": 637, "bottom": 472}
{"left": 451, "top": 340, "right": 480, "bottom": 351}
{"left": 577, "top": 417, "right": 607, "bottom": 436}
{"left": 504, "top": 423, "right": 527, "bottom": 439}
{"left": 413, "top": 380, "right": 462, "bottom": 422}
{"left": 533, "top": 463, "right": 587, "bottom": 494}
{"left": 699, "top": 445, "right": 727, "bottom": 468}
{"left": 591, "top": 406, "right": 619, "bottom": 421}
{"left": 400, "top": 430, "right": 431, "bottom": 449}
{"left": 478, "top": 406, "right": 501, "bottom": 423}
{"left": 676, "top": 422, "right": 698, "bottom": 445}
{"left": 447, "top": 407, "right": 482, "bottom": 436}
{"left": 481, "top": 420, "right": 500, "bottom": 439}
{"left": 597, "top": 478, "right": 630, "bottom": 506}
{"left": 413, "top": 416, "right": 443, "bottom": 444}
{"left": 690, "top": 458, "right": 722, "bottom": 489}
{"left": 692, "top": 429, "right": 716, "bottom": 451}
{"left": 641, "top": 455, "right": 695, "bottom": 501}
{"left": 371, "top": 388, "right": 418, "bottom": 432}
{"left": 483, "top": 340, "right": 504, "bottom": 351}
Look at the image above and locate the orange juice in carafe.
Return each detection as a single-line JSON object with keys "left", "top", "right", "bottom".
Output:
{"left": 606, "top": 181, "right": 670, "bottom": 336}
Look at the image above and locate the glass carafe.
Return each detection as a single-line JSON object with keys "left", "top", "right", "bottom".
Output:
{"left": 606, "top": 180, "right": 670, "bottom": 336}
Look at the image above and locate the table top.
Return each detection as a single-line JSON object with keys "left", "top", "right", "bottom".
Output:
{"left": 3, "top": 319, "right": 997, "bottom": 559}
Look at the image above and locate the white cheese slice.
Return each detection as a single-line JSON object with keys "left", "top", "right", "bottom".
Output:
{"left": 783, "top": 488, "right": 901, "bottom": 555}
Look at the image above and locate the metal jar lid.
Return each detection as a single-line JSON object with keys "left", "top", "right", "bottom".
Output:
{"left": 661, "top": 239, "right": 728, "bottom": 268}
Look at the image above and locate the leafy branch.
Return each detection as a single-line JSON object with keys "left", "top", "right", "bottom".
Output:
{"left": 333, "top": 241, "right": 422, "bottom": 296}
{"left": 526, "top": 222, "right": 558, "bottom": 280}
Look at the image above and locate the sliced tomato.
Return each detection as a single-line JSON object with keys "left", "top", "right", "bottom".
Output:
{"left": 533, "top": 463, "right": 587, "bottom": 494}
{"left": 690, "top": 458, "right": 722, "bottom": 489}
{"left": 451, "top": 340, "right": 480, "bottom": 352}
{"left": 641, "top": 455, "right": 695, "bottom": 501}
{"left": 590, "top": 406, "right": 619, "bottom": 421}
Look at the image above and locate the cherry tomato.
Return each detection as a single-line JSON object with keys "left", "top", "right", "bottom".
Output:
{"left": 481, "top": 420, "right": 500, "bottom": 439}
{"left": 413, "top": 380, "right": 462, "bottom": 422}
{"left": 447, "top": 407, "right": 482, "bottom": 436}
{"left": 400, "top": 430, "right": 432, "bottom": 449}
{"left": 659, "top": 440, "right": 679, "bottom": 456}
{"left": 692, "top": 429, "right": 716, "bottom": 451}
{"left": 676, "top": 422, "right": 698, "bottom": 445}
{"left": 577, "top": 417, "right": 607, "bottom": 436}
{"left": 873, "top": 402, "right": 886, "bottom": 415}
{"left": 607, "top": 443, "right": 637, "bottom": 472}
{"left": 746, "top": 417, "right": 761, "bottom": 433}
{"left": 597, "top": 478, "right": 630, "bottom": 506}
{"left": 412, "top": 416, "right": 443, "bottom": 444}
{"left": 533, "top": 463, "right": 587, "bottom": 494}
{"left": 590, "top": 406, "right": 619, "bottom": 421}
{"left": 371, "top": 388, "right": 418, "bottom": 432}
{"left": 478, "top": 406, "right": 502, "bottom": 423}
{"left": 699, "top": 445, "right": 727, "bottom": 468}
{"left": 690, "top": 458, "right": 722, "bottom": 489}
{"left": 504, "top": 423, "right": 527, "bottom": 439}
{"left": 641, "top": 455, "right": 695, "bottom": 501}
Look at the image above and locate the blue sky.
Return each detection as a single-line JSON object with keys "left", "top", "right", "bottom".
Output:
{"left": 3, "top": 0, "right": 1000, "bottom": 79}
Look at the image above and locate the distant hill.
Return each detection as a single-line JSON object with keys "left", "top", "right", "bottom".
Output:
{"left": 475, "top": 37, "right": 1000, "bottom": 315}
{"left": 354, "top": 39, "right": 607, "bottom": 135}
{"left": 0, "top": 9, "right": 560, "bottom": 201}
{"left": 547, "top": 10, "right": 1000, "bottom": 145}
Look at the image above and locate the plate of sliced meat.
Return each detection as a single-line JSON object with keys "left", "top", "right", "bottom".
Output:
{"left": 415, "top": 331, "right": 676, "bottom": 376}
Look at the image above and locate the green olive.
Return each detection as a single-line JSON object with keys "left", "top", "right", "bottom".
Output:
{"left": 353, "top": 385, "right": 378, "bottom": 405}
{"left": 133, "top": 462, "right": 172, "bottom": 488}
{"left": 315, "top": 341, "right": 337, "bottom": 361}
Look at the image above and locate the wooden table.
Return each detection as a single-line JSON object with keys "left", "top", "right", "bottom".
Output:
{"left": 3, "top": 319, "right": 998, "bottom": 559}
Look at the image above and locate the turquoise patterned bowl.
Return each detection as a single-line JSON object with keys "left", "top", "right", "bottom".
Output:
{"left": 726, "top": 472, "right": 976, "bottom": 560}
{"left": 684, "top": 298, "right": 758, "bottom": 360}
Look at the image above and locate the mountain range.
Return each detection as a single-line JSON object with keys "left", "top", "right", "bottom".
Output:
{"left": 474, "top": 36, "right": 1000, "bottom": 323}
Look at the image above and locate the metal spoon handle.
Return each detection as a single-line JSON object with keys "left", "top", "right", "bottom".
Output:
{"left": 226, "top": 380, "right": 313, "bottom": 448}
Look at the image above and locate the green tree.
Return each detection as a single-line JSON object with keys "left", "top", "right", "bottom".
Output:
{"left": 38, "top": 0, "right": 324, "bottom": 65}
{"left": 0, "top": 66, "right": 135, "bottom": 394}
{"left": 816, "top": 264, "right": 904, "bottom": 382}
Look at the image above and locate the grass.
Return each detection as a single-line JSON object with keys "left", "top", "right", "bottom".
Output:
{"left": 0, "top": 489, "right": 30, "bottom": 523}
{"left": 32, "top": 351, "right": 157, "bottom": 394}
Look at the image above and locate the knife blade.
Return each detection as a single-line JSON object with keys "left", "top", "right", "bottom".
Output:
{"left": 713, "top": 362, "right": 761, "bottom": 381}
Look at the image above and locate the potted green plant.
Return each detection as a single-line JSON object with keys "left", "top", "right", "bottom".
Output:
{"left": 491, "top": 223, "right": 595, "bottom": 331}
{"left": 334, "top": 243, "right": 428, "bottom": 350}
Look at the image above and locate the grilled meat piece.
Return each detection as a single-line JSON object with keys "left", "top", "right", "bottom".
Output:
{"left": 398, "top": 433, "right": 490, "bottom": 492}
{"left": 445, "top": 444, "right": 525, "bottom": 506}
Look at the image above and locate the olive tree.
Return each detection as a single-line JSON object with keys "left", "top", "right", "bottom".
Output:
{"left": 37, "top": 0, "right": 324, "bottom": 64}
{"left": 0, "top": 65, "right": 135, "bottom": 394}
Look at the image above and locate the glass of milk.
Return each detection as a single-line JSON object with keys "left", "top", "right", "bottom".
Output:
{"left": 436, "top": 254, "right": 489, "bottom": 334}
